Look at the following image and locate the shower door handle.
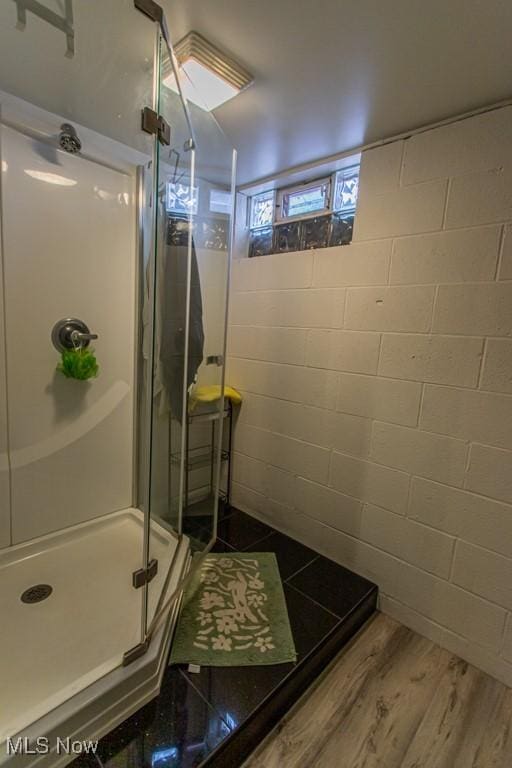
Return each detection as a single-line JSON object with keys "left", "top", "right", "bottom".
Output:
{"left": 51, "top": 318, "right": 99, "bottom": 352}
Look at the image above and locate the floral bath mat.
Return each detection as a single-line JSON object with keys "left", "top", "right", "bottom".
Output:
{"left": 169, "top": 552, "right": 297, "bottom": 666}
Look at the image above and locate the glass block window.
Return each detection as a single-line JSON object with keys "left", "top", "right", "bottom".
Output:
{"left": 249, "top": 226, "right": 273, "bottom": 258}
{"left": 209, "top": 188, "right": 232, "bottom": 215}
{"left": 275, "top": 221, "right": 301, "bottom": 252}
{"left": 197, "top": 218, "right": 229, "bottom": 250}
{"left": 250, "top": 190, "right": 275, "bottom": 230}
{"left": 302, "top": 214, "right": 330, "bottom": 250}
{"left": 166, "top": 216, "right": 193, "bottom": 247}
{"left": 333, "top": 167, "right": 359, "bottom": 215}
{"left": 166, "top": 181, "right": 198, "bottom": 216}
{"left": 329, "top": 214, "right": 354, "bottom": 246}
{"left": 276, "top": 178, "right": 330, "bottom": 222}
{"left": 246, "top": 164, "right": 359, "bottom": 257}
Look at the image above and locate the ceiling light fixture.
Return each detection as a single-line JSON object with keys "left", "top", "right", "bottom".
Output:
{"left": 163, "top": 31, "right": 253, "bottom": 111}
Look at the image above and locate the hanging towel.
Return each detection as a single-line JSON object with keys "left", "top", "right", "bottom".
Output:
{"left": 159, "top": 217, "right": 205, "bottom": 421}
{"left": 143, "top": 207, "right": 205, "bottom": 423}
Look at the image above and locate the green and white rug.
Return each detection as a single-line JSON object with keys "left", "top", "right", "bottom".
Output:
{"left": 169, "top": 552, "right": 297, "bottom": 666}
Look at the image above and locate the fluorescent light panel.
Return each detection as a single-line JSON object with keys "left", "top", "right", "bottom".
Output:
{"left": 163, "top": 31, "right": 253, "bottom": 111}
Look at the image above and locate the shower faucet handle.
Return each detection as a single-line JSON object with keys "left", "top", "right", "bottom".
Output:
{"left": 70, "top": 330, "right": 98, "bottom": 344}
{"left": 51, "top": 318, "right": 99, "bottom": 352}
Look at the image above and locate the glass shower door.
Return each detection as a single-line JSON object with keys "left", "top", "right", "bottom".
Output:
{"left": 145, "top": 29, "right": 237, "bottom": 625}
{"left": 159, "top": 43, "right": 234, "bottom": 552}
{"left": 176, "top": 77, "right": 236, "bottom": 552}
{"left": 144, "top": 33, "right": 194, "bottom": 630}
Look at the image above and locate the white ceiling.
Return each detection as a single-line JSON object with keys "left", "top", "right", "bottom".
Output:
{"left": 164, "top": 0, "right": 512, "bottom": 186}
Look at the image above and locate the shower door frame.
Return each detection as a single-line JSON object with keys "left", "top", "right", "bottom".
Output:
{"left": 129, "top": 20, "right": 195, "bottom": 663}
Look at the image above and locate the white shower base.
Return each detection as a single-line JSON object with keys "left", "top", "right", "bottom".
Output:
{"left": 0, "top": 508, "right": 179, "bottom": 743}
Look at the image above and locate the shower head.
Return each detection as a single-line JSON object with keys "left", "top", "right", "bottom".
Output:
{"left": 59, "top": 123, "right": 82, "bottom": 154}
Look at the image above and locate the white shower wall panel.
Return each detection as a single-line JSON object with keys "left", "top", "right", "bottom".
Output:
{"left": 1, "top": 125, "right": 136, "bottom": 543}
{"left": 0, "top": 253, "right": 10, "bottom": 549}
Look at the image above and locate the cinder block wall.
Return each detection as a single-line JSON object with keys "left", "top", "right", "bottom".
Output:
{"left": 226, "top": 106, "right": 512, "bottom": 685}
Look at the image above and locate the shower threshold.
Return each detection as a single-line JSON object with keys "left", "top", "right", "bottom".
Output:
{"left": 0, "top": 509, "right": 190, "bottom": 766}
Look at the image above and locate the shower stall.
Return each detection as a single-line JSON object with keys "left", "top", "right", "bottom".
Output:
{"left": 0, "top": 1, "right": 235, "bottom": 763}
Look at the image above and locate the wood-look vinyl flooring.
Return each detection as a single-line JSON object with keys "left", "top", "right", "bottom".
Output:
{"left": 243, "top": 613, "right": 512, "bottom": 768}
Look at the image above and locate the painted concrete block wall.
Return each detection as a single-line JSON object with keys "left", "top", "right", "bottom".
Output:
{"left": 227, "top": 105, "right": 512, "bottom": 685}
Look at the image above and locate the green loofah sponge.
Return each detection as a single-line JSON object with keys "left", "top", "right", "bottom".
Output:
{"left": 57, "top": 347, "right": 99, "bottom": 380}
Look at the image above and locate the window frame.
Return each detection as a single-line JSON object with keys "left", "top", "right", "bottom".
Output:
{"left": 209, "top": 187, "right": 232, "bottom": 216}
{"left": 274, "top": 176, "right": 332, "bottom": 224}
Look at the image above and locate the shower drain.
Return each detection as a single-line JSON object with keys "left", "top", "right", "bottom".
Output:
{"left": 20, "top": 584, "right": 53, "bottom": 604}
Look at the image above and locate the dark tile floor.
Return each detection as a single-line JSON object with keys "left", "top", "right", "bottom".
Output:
{"left": 72, "top": 508, "right": 377, "bottom": 768}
